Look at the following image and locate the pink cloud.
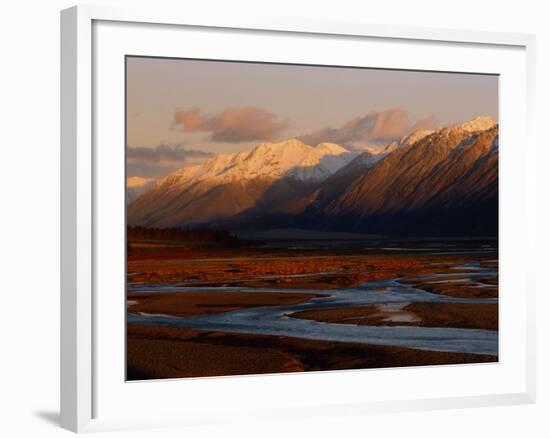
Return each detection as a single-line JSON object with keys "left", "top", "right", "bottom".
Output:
{"left": 299, "top": 109, "right": 439, "bottom": 147}
{"left": 299, "top": 109, "right": 408, "bottom": 146}
{"left": 173, "top": 106, "right": 288, "bottom": 143}
{"left": 410, "top": 115, "right": 440, "bottom": 132}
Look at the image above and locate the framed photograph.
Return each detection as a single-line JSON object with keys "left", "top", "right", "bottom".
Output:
{"left": 61, "top": 5, "right": 536, "bottom": 433}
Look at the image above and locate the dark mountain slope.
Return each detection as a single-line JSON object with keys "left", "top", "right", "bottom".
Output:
{"left": 246, "top": 123, "right": 498, "bottom": 237}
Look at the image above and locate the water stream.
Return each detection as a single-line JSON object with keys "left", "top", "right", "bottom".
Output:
{"left": 127, "top": 263, "right": 498, "bottom": 356}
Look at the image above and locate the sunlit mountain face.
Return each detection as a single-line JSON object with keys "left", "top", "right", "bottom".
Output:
{"left": 127, "top": 117, "right": 497, "bottom": 237}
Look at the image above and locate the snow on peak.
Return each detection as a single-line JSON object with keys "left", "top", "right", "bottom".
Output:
{"left": 226, "top": 139, "right": 357, "bottom": 182}
{"left": 382, "top": 142, "right": 397, "bottom": 153}
{"left": 401, "top": 129, "right": 435, "bottom": 146}
{"left": 251, "top": 139, "right": 310, "bottom": 155}
{"left": 201, "top": 153, "right": 239, "bottom": 173}
{"left": 380, "top": 117, "right": 496, "bottom": 154}
{"left": 382, "top": 129, "right": 435, "bottom": 153}
{"left": 450, "top": 116, "right": 497, "bottom": 134}
{"left": 315, "top": 142, "right": 349, "bottom": 156}
{"left": 315, "top": 143, "right": 359, "bottom": 174}
{"left": 156, "top": 139, "right": 358, "bottom": 189}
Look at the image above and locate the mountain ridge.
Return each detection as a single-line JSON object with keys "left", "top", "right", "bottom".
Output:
{"left": 127, "top": 138, "right": 358, "bottom": 227}
{"left": 127, "top": 117, "right": 498, "bottom": 237}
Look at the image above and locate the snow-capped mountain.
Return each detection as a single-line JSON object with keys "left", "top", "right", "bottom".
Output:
{"left": 151, "top": 139, "right": 357, "bottom": 190}
{"left": 449, "top": 116, "right": 496, "bottom": 134}
{"left": 264, "top": 118, "right": 499, "bottom": 237}
{"left": 381, "top": 116, "right": 496, "bottom": 154}
{"left": 128, "top": 117, "right": 498, "bottom": 236}
{"left": 383, "top": 129, "right": 435, "bottom": 153}
{"left": 127, "top": 139, "right": 358, "bottom": 227}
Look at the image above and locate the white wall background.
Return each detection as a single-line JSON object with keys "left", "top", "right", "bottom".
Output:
{"left": 0, "top": 0, "right": 547, "bottom": 436}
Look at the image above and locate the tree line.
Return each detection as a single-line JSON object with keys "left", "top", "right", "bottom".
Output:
{"left": 127, "top": 226, "right": 240, "bottom": 244}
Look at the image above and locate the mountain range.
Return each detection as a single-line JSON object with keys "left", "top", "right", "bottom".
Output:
{"left": 127, "top": 116, "right": 498, "bottom": 237}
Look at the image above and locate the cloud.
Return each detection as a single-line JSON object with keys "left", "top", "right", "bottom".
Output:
{"left": 410, "top": 115, "right": 439, "bottom": 132}
{"left": 127, "top": 144, "right": 211, "bottom": 163}
{"left": 173, "top": 106, "right": 288, "bottom": 143}
{"left": 299, "top": 109, "right": 439, "bottom": 148}
{"left": 127, "top": 144, "right": 212, "bottom": 178}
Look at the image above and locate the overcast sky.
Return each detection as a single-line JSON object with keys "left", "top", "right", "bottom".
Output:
{"left": 126, "top": 56, "right": 498, "bottom": 179}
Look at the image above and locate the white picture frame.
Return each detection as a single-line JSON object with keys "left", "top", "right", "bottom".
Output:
{"left": 60, "top": 4, "right": 536, "bottom": 433}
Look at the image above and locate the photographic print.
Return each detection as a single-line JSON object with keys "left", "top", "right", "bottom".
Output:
{"left": 126, "top": 57, "right": 498, "bottom": 380}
